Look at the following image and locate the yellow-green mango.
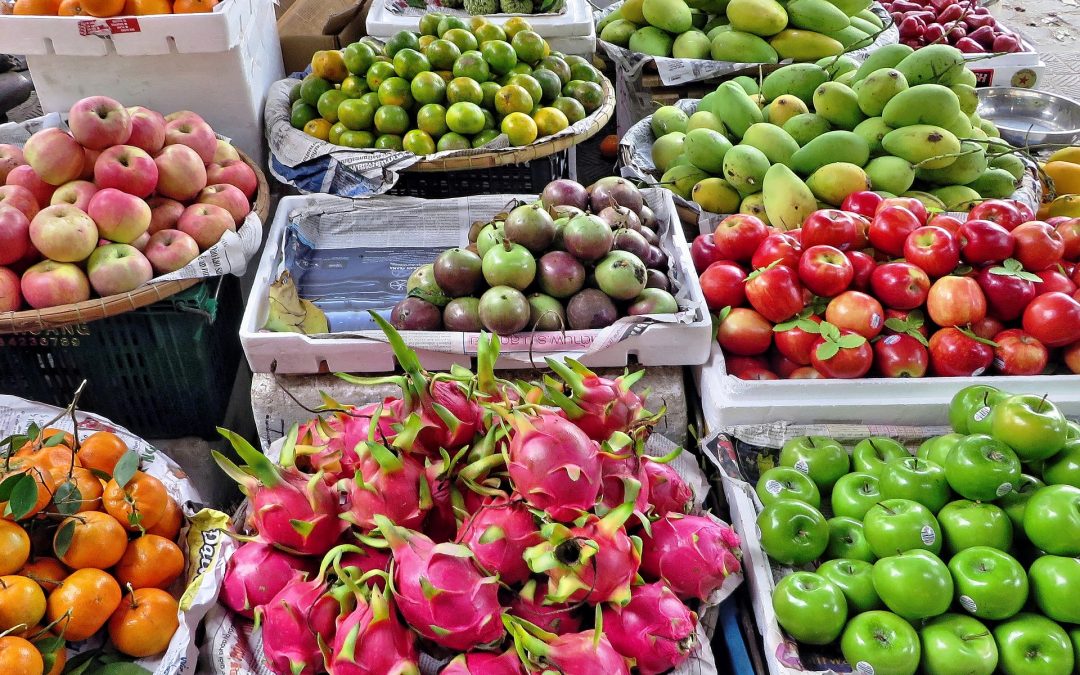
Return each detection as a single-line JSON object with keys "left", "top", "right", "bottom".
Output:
{"left": 731, "top": 75, "right": 760, "bottom": 95}
{"left": 652, "top": 132, "right": 686, "bottom": 173}
{"left": 852, "top": 43, "right": 913, "bottom": 82}
{"left": 698, "top": 90, "right": 723, "bottom": 118}
{"left": 900, "top": 190, "right": 946, "bottom": 211}
{"left": 783, "top": 112, "right": 833, "bottom": 145}
{"left": 687, "top": 0, "right": 730, "bottom": 12}
{"left": 629, "top": 26, "right": 674, "bottom": 56}
{"left": 621, "top": 0, "right": 647, "bottom": 23}
{"left": 739, "top": 193, "right": 770, "bottom": 224}
{"left": 692, "top": 177, "right": 742, "bottom": 213}
{"left": 881, "top": 84, "right": 961, "bottom": 128}
{"left": 673, "top": 30, "right": 713, "bottom": 59}
{"left": 651, "top": 106, "right": 689, "bottom": 136}
{"left": 790, "top": 130, "right": 870, "bottom": 174}
{"left": 642, "top": 0, "right": 693, "bottom": 33}
{"left": 966, "top": 168, "right": 1019, "bottom": 199}
{"left": 990, "top": 153, "right": 1025, "bottom": 180}
{"left": 881, "top": 125, "right": 960, "bottom": 170}
{"left": 723, "top": 145, "right": 772, "bottom": 195}
{"left": 818, "top": 55, "right": 859, "bottom": 79}
{"left": 864, "top": 156, "right": 914, "bottom": 194}
{"left": 661, "top": 164, "right": 709, "bottom": 199}
{"left": 828, "top": 26, "right": 872, "bottom": 50}
{"left": 806, "top": 162, "right": 871, "bottom": 205}
{"left": 762, "top": 163, "right": 818, "bottom": 229}
{"left": 711, "top": 31, "right": 779, "bottom": 64}
{"left": 787, "top": 0, "right": 850, "bottom": 33}
{"left": 849, "top": 16, "right": 879, "bottom": 35}
{"left": 708, "top": 24, "right": 732, "bottom": 40}
{"left": 727, "top": 0, "right": 788, "bottom": 36}
{"left": 597, "top": 8, "right": 624, "bottom": 32}
{"left": 979, "top": 119, "right": 1000, "bottom": 138}
{"left": 600, "top": 20, "right": 639, "bottom": 46}
{"left": 686, "top": 110, "right": 727, "bottom": 133}
{"left": 949, "top": 84, "right": 978, "bottom": 115}
{"left": 856, "top": 68, "right": 907, "bottom": 117}
{"left": 916, "top": 141, "right": 986, "bottom": 185}
{"left": 894, "top": 44, "right": 966, "bottom": 86}
{"left": 930, "top": 185, "right": 981, "bottom": 210}
{"left": 941, "top": 111, "right": 972, "bottom": 139}
{"left": 855, "top": 8, "right": 883, "bottom": 28}
{"left": 939, "top": 65, "right": 977, "bottom": 87}
{"left": 834, "top": 71, "right": 857, "bottom": 86}
{"left": 767, "top": 95, "right": 810, "bottom": 126}
{"left": 761, "top": 63, "right": 830, "bottom": 103}
{"left": 968, "top": 127, "right": 989, "bottom": 142}
{"left": 742, "top": 123, "right": 801, "bottom": 166}
{"left": 770, "top": 30, "right": 845, "bottom": 61}
{"left": 853, "top": 116, "right": 893, "bottom": 156}
{"left": 824, "top": 0, "right": 870, "bottom": 14}
{"left": 813, "top": 81, "right": 865, "bottom": 130}
{"left": 712, "top": 81, "right": 764, "bottom": 138}
{"left": 684, "top": 128, "right": 733, "bottom": 174}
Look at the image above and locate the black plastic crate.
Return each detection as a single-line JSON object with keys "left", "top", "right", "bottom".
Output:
{"left": 387, "top": 151, "right": 571, "bottom": 198}
{"left": 0, "top": 276, "right": 244, "bottom": 439}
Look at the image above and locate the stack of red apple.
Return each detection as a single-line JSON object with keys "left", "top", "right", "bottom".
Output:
{"left": 0, "top": 95, "right": 258, "bottom": 312}
{"left": 692, "top": 193, "right": 1080, "bottom": 380}
{"left": 882, "top": 0, "right": 1025, "bottom": 53}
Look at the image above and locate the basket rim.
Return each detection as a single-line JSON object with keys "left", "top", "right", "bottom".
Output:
{"left": 0, "top": 147, "right": 269, "bottom": 335}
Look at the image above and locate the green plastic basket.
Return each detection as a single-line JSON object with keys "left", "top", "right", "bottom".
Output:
{"left": 0, "top": 276, "right": 244, "bottom": 439}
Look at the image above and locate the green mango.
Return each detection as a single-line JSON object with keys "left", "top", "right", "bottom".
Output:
{"left": 864, "top": 156, "right": 915, "bottom": 195}
{"left": 823, "top": 0, "right": 871, "bottom": 14}
{"left": 938, "top": 65, "right": 977, "bottom": 87}
{"left": 855, "top": 8, "right": 883, "bottom": 28}
{"left": 723, "top": 145, "right": 772, "bottom": 195}
{"left": 853, "top": 116, "right": 893, "bottom": 156}
{"left": 941, "top": 111, "right": 972, "bottom": 139}
{"left": 818, "top": 55, "right": 859, "bottom": 79}
{"left": 881, "top": 84, "right": 961, "bottom": 128}
{"left": 689, "top": 8, "right": 709, "bottom": 29}
{"left": 763, "top": 163, "right": 818, "bottom": 229}
{"left": 766, "top": 95, "right": 810, "bottom": 126}
{"left": 708, "top": 24, "right": 732, "bottom": 40}
{"left": 930, "top": 185, "right": 981, "bottom": 210}
{"left": 856, "top": 68, "right": 908, "bottom": 117}
{"left": 979, "top": 119, "right": 1001, "bottom": 138}
{"left": 596, "top": 8, "right": 624, "bottom": 32}
{"left": 727, "top": 0, "right": 789, "bottom": 36}
{"left": 966, "top": 168, "right": 1020, "bottom": 199}
{"left": 990, "top": 153, "right": 1026, "bottom": 180}
{"left": 787, "top": 0, "right": 850, "bottom": 33}
{"left": 686, "top": 110, "right": 727, "bottom": 133}
{"left": 684, "top": 128, "right": 732, "bottom": 174}
{"left": 712, "top": 81, "right": 764, "bottom": 138}
{"left": 622, "top": 0, "right": 646, "bottom": 22}
{"left": 900, "top": 190, "right": 946, "bottom": 211}
{"left": 791, "top": 130, "right": 870, "bottom": 174}
{"left": 828, "top": 26, "right": 872, "bottom": 50}
{"left": 834, "top": 71, "right": 856, "bottom": 86}
{"left": 711, "top": 31, "right": 778, "bottom": 64}
{"left": 968, "top": 127, "right": 989, "bottom": 141}
{"left": 761, "top": 63, "right": 830, "bottom": 103}
{"left": 703, "top": 15, "right": 730, "bottom": 33}
{"left": 849, "top": 16, "right": 880, "bottom": 35}
{"left": 661, "top": 164, "right": 709, "bottom": 199}
{"left": 642, "top": 0, "right": 693, "bottom": 33}
{"left": 742, "top": 123, "right": 801, "bottom": 166}
{"left": 739, "top": 193, "right": 770, "bottom": 224}
{"left": 806, "top": 162, "right": 871, "bottom": 205}
{"left": 651, "top": 106, "right": 689, "bottom": 136}
{"left": 698, "top": 90, "right": 723, "bottom": 117}
{"left": 894, "top": 44, "right": 966, "bottom": 86}
{"left": 916, "top": 141, "right": 987, "bottom": 186}
{"left": 851, "top": 43, "right": 914, "bottom": 82}
{"left": 600, "top": 19, "right": 639, "bottom": 46}
{"left": 813, "top": 81, "right": 865, "bottom": 130}
{"left": 770, "top": 29, "right": 845, "bottom": 61}
{"left": 672, "top": 30, "right": 713, "bottom": 59}
{"left": 628, "top": 26, "right": 674, "bottom": 56}
{"left": 783, "top": 112, "right": 833, "bottom": 145}
{"left": 691, "top": 177, "right": 742, "bottom": 213}
{"left": 881, "top": 125, "right": 961, "bottom": 170}
{"left": 731, "top": 75, "right": 760, "bottom": 95}
{"left": 686, "top": 0, "right": 730, "bottom": 11}
{"left": 651, "top": 132, "right": 686, "bottom": 173}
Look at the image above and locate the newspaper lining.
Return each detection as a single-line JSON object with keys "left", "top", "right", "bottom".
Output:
{"left": 382, "top": 0, "right": 565, "bottom": 18}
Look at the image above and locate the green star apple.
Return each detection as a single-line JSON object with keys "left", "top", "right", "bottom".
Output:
{"left": 872, "top": 550, "right": 953, "bottom": 621}
{"left": 944, "top": 434, "right": 1021, "bottom": 501}
{"left": 864, "top": 498, "right": 943, "bottom": 557}
{"left": 947, "top": 546, "right": 1028, "bottom": 621}
{"left": 831, "top": 472, "right": 882, "bottom": 520}
{"left": 826, "top": 516, "right": 875, "bottom": 562}
{"left": 919, "top": 613, "right": 998, "bottom": 675}
{"left": 817, "top": 558, "right": 882, "bottom": 614}
{"left": 949, "top": 384, "right": 1003, "bottom": 435}
{"left": 756, "top": 466, "right": 823, "bottom": 508}
{"left": 1028, "top": 555, "right": 1080, "bottom": 624}
{"left": 996, "top": 473, "right": 1045, "bottom": 532}
{"left": 1043, "top": 439, "right": 1080, "bottom": 488}
{"left": 879, "top": 456, "right": 951, "bottom": 513}
{"left": 852, "top": 437, "right": 910, "bottom": 476}
{"left": 937, "top": 499, "right": 1013, "bottom": 555}
{"left": 1023, "top": 485, "right": 1080, "bottom": 556}
{"left": 992, "top": 613, "right": 1075, "bottom": 675}
{"left": 757, "top": 498, "right": 829, "bottom": 565}
{"left": 772, "top": 571, "right": 848, "bottom": 645}
{"left": 916, "top": 433, "right": 964, "bottom": 467}
{"left": 778, "top": 435, "right": 851, "bottom": 492}
{"left": 990, "top": 393, "right": 1068, "bottom": 462}
{"left": 841, "top": 610, "right": 921, "bottom": 675}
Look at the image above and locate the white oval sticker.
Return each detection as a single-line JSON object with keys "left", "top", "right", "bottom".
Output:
{"left": 884, "top": 335, "right": 900, "bottom": 345}
{"left": 794, "top": 459, "right": 810, "bottom": 475}
{"left": 971, "top": 367, "right": 986, "bottom": 377}
{"left": 921, "top": 525, "right": 937, "bottom": 546}
{"left": 959, "top": 595, "right": 977, "bottom": 613}
{"left": 996, "top": 482, "right": 1014, "bottom": 497}
{"left": 765, "top": 479, "right": 784, "bottom": 496}
{"left": 871, "top": 314, "right": 882, "bottom": 329}
{"left": 973, "top": 406, "right": 991, "bottom": 422}
{"left": 856, "top": 661, "right": 876, "bottom": 675}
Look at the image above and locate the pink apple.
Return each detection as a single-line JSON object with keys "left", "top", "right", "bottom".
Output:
{"left": 0, "top": 266, "right": 20, "bottom": 311}
{"left": 213, "top": 139, "right": 240, "bottom": 164}
{"left": 29, "top": 204, "right": 98, "bottom": 263}
{"left": 0, "top": 144, "right": 25, "bottom": 184}
{"left": 165, "top": 119, "right": 217, "bottom": 163}
{"left": 87, "top": 243, "right": 153, "bottom": 296}
{"left": 177, "top": 203, "right": 235, "bottom": 250}
{"left": 80, "top": 148, "right": 101, "bottom": 181}
{"left": 197, "top": 184, "right": 250, "bottom": 223}
{"left": 6, "top": 165, "right": 55, "bottom": 207}
{"left": 50, "top": 180, "right": 99, "bottom": 212}
{"left": 20, "top": 259, "right": 91, "bottom": 308}
{"left": 125, "top": 106, "right": 167, "bottom": 154}
{"left": 0, "top": 205, "right": 31, "bottom": 266}
{"left": 164, "top": 110, "right": 206, "bottom": 126}
{"left": 93, "top": 145, "right": 159, "bottom": 199}
{"left": 22, "top": 128, "right": 85, "bottom": 186}
{"left": 144, "top": 229, "right": 200, "bottom": 274}
{"left": 154, "top": 145, "right": 207, "bottom": 201}
{"left": 205, "top": 159, "right": 257, "bottom": 199}
{"left": 0, "top": 185, "right": 39, "bottom": 220}
{"left": 147, "top": 197, "right": 185, "bottom": 234}
{"left": 87, "top": 188, "right": 151, "bottom": 244}
{"left": 67, "top": 96, "right": 132, "bottom": 150}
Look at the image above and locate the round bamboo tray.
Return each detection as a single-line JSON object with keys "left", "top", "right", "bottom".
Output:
{"left": 0, "top": 147, "right": 269, "bottom": 334}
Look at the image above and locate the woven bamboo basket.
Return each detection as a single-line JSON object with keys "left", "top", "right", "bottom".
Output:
{"left": 0, "top": 148, "right": 269, "bottom": 334}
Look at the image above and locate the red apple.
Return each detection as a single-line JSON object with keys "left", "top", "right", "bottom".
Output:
{"left": 79, "top": 148, "right": 100, "bottom": 181}
{"left": 197, "top": 184, "right": 251, "bottom": 224}
{"left": 153, "top": 145, "right": 207, "bottom": 202}
{"left": 975, "top": 265, "right": 1037, "bottom": 321}
{"left": 970, "top": 316, "right": 1005, "bottom": 340}
{"left": 87, "top": 188, "right": 151, "bottom": 244}
{"left": 731, "top": 365, "right": 779, "bottom": 380}
{"left": 718, "top": 307, "right": 773, "bottom": 355}
{"left": 801, "top": 209, "right": 859, "bottom": 251}
{"left": 842, "top": 191, "right": 884, "bottom": 218}
{"left": 130, "top": 231, "right": 150, "bottom": 252}
{"left": 874, "top": 333, "right": 929, "bottom": 377}
{"left": 904, "top": 225, "right": 960, "bottom": 277}
{"left": 726, "top": 355, "right": 768, "bottom": 373}
{"left": 845, "top": 250, "right": 876, "bottom": 291}
{"left": 0, "top": 185, "right": 39, "bottom": 220}
{"left": 164, "top": 110, "right": 205, "bottom": 126}
{"left": 927, "top": 275, "right": 986, "bottom": 326}
{"left": 967, "top": 199, "right": 1025, "bottom": 231}
{"left": 165, "top": 119, "right": 218, "bottom": 164}
{"left": 1064, "top": 341, "right": 1080, "bottom": 374}
{"left": 1034, "top": 269, "right": 1077, "bottom": 296}
{"left": 68, "top": 96, "right": 132, "bottom": 150}
{"left": 825, "top": 290, "right": 884, "bottom": 339}
{"left": 20, "top": 259, "right": 90, "bottom": 308}
{"left": 770, "top": 351, "right": 802, "bottom": 378}
{"left": 0, "top": 266, "right": 20, "bottom": 311}
{"left": 213, "top": 139, "right": 241, "bottom": 164}
{"left": 876, "top": 197, "right": 928, "bottom": 223}
{"left": 144, "top": 229, "right": 200, "bottom": 274}
{"left": 789, "top": 366, "right": 825, "bottom": 379}
{"left": 883, "top": 308, "right": 930, "bottom": 339}
{"left": 22, "top": 128, "right": 85, "bottom": 187}
{"left": 798, "top": 244, "right": 853, "bottom": 297}
{"left": 28, "top": 204, "right": 98, "bottom": 263}
{"left": 690, "top": 234, "right": 724, "bottom": 273}
{"left": 992, "top": 328, "right": 1048, "bottom": 376}
{"left": 751, "top": 232, "right": 802, "bottom": 270}
{"left": 206, "top": 159, "right": 257, "bottom": 200}
{"left": 699, "top": 261, "right": 746, "bottom": 310}
{"left": 810, "top": 328, "right": 872, "bottom": 378}
{"left": 745, "top": 264, "right": 805, "bottom": 323}
{"left": 958, "top": 219, "right": 1015, "bottom": 265}
{"left": 0, "top": 205, "right": 31, "bottom": 267}
{"left": 713, "top": 214, "right": 769, "bottom": 263}
{"left": 1022, "top": 292, "right": 1080, "bottom": 347}
{"left": 86, "top": 243, "right": 153, "bottom": 296}
{"left": 0, "top": 144, "right": 24, "bottom": 184}
{"left": 1057, "top": 218, "right": 1080, "bottom": 261}
{"left": 869, "top": 206, "right": 922, "bottom": 256}
{"left": 929, "top": 327, "right": 994, "bottom": 376}
{"left": 870, "top": 262, "right": 931, "bottom": 310}
{"left": 927, "top": 213, "right": 964, "bottom": 235}
{"left": 6, "top": 165, "right": 56, "bottom": 207}
{"left": 94, "top": 145, "right": 159, "bottom": 198}
{"left": 147, "top": 197, "right": 185, "bottom": 234}
{"left": 177, "top": 203, "right": 235, "bottom": 251}
{"left": 125, "top": 106, "right": 167, "bottom": 155}
{"left": 1012, "top": 221, "right": 1065, "bottom": 271}
{"left": 774, "top": 314, "right": 822, "bottom": 365}
{"left": 50, "top": 180, "right": 98, "bottom": 213}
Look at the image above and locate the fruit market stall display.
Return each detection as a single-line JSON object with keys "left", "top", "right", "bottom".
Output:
{"left": 267, "top": 18, "right": 615, "bottom": 197}
{"left": 0, "top": 0, "right": 283, "bottom": 163}
{"left": 239, "top": 183, "right": 711, "bottom": 373}
{"left": 705, "top": 387, "right": 1080, "bottom": 675}
{"left": 0, "top": 98, "right": 265, "bottom": 331}
{"left": 1040, "top": 145, "right": 1080, "bottom": 222}
{"left": 204, "top": 317, "right": 743, "bottom": 675}
{"left": 594, "top": 0, "right": 898, "bottom": 131}
{"left": 0, "top": 392, "right": 229, "bottom": 675}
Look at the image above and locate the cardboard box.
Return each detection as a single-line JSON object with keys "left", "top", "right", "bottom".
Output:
{"left": 277, "top": 0, "right": 369, "bottom": 74}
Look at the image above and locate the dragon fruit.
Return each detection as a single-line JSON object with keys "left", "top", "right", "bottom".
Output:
{"left": 506, "top": 412, "right": 602, "bottom": 522}
{"left": 643, "top": 458, "right": 693, "bottom": 516}
{"left": 523, "top": 481, "right": 642, "bottom": 605}
{"left": 640, "top": 514, "right": 742, "bottom": 602}
{"left": 214, "top": 427, "right": 347, "bottom": 556}
{"left": 375, "top": 514, "right": 504, "bottom": 651}
{"left": 326, "top": 574, "right": 420, "bottom": 675}
{"left": 544, "top": 358, "right": 653, "bottom": 442}
{"left": 295, "top": 400, "right": 402, "bottom": 477}
{"left": 440, "top": 649, "right": 525, "bottom": 675}
{"left": 596, "top": 433, "right": 651, "bottom": 516}
{"left": 257, "top": 573, "right": 328, "bottom": 675}
{"left": 336, "top": 545, "right": 391, "bottom": 589}
{"left": 602, "top": 582, "right": 698, "bottom": 675}
{"left": 456, "top": 495, "right": 542, "bottom": 585}
{"left": 221, "top": 541, "right": 314, "bottom": 618}
{"left": 507, "top": 580, "right": 583, "bottom": 636}
{"left": 505, "top": 615, "right": 630, "bottom": 674}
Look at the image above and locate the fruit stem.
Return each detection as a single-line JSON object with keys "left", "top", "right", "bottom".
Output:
{"left": 126, "top": 582, "right": 138, "bottom": 610}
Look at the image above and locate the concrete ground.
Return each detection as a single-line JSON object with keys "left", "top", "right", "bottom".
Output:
{"left": 993, "top": 0, "right": 1080, "bottom": 96}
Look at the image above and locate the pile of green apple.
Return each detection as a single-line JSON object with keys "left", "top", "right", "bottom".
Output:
{"left": 754, "top": 385, "right": 1080, "bottom": 675}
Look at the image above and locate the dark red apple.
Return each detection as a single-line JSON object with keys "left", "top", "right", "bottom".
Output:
{"left": 773, "top": 314, "right": 822, "bottom": 365}
{"left": 725, "top": 355, "right": 768, "bottom": 373}
{"left": 971, "top": 316, "right": 1005, "bottom": 341}
{"left": 883, "top": 308, "right": 930, "bottom": 340}
{"left": 842, "top": 191, "right": 884, "bottom": 219}
{"left": 745, "top": 264, "right": 805, "bottom": 323}
{"left": 929, "top": 327, "right": 994, "bottom": 376}
{"left": 690, "top": 234, "right": 727, "bottom": 273}
{"left": 801, "top": 210, "right": 860, "bottom": 251}
{"left": 770, "top": 351, "right": 802, "bottom": 378}
{"left": 798, "top": 244, "right": 854, "bottom": 297}
{"left": 958, "top": 219, "right": 1015, "bottom": 265}
{"left": 713, "top": 214, "right": 769, "bottom": 263}
{"left": 1012, "top": 221, "right": 1065, "bottom": 271}
{"left": 870, "top": 262, "right": 931, "bottom": 310}
{"left": 1064, "top": 341, "right": 1080, "bottom": 374}
{"left": 1022, "top": 291, "right": 1080, "bottom": 347}
{"left": 874, "top": 334, "right": 929, "bottom": 377}
{"left": 976, "top": 265, "right": 1036, "bottom": 321}
{"left": 751, "top": 232, "right": 802, "bottom": 270}
{"left": 845, "top": 251, "right": 877, "bottom": 292}
{"left": 699, "top": 261, "right": 747, "bottom": 310}
{"left": 876, "top": 197, "right": 928, "bottom": 224}
{"left": 789, "top": 366, "right": 826, "bottom": 379}
{"left": 992, "top": 328, "right": 1048, "bottom": 376}
{"left": 1054, "top": 218, "right": 1080, "bottom": 261}
{"left": 1034, "top": 269, "right": 1077, "bottom": 296}
{"left": 928, "top": 213, "right": 964, "bottom": 235}
{"left": 869, "top": 206, "right": 922, "bottom": 257}
{"left": 904, "top": 225, "right": 961, "bottom": 277}
{"left": 731, "top": 365, "right": 780, "bottom": 380}
{"left": 968, "top": 200, "right": 1025, "bottom": 231}
{"left": 810, "top": 329, "right": 873, "bottom": 378}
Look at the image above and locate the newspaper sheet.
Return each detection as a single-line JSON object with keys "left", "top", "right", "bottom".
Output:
{"left": 381, "top": 0, "right": 565, "bottom": 18}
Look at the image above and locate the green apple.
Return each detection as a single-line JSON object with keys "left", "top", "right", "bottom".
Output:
{"left": 1066, "top": 420, "right": 1080, "bottom": 440}
{"left": 879, "top": 457, "right": 951, "bottom": 513}
{"left": 949, "top": 384, "right": 1003, "bottom": 435}
{"left": 1069, "top": 627, "right": 1080, "bottom": 668}
{"left": 1043, "top": 439, "right": 1080, "bottom": 488}
{"left": 944, "top": 434, "right": 1021, "bottom": 501}
{"left": 826, "top": 516, "right": 875, "bottom": 562}
{"left": 771, "top": 571, "right": 848, "bottom": 645}
{"left": 937, "top": 499, "right": 1013, "bottom": 555}
{"left": 919, "top": 613, "right": 998, "bottom": 675}
{"left": 990, "top": 393, "right": 1068, "bottom": 462}
{"left": 778, "top": 436, "right": 850, "bottom": 492}
{"left": 757, "top": 498, "right": 829, "bottom": 565}
{"left": 864, "top": 498, "right": 943, "bottom": 557}
{"left": 872, "top": 550, "right": 953, "bottom": 621}
{"left": 948, "top": 546, "right": 1028, "bottom": 621}
{"left": 756, "top": 466, "right": 822, "bottom": 508}
{"left": 996, "top": 473, "right": 1045, "bottom": 532}
{"left": 917, "top": 433, "right": 964, "bottom": 467}
{"left": 992, "top": 613, "right": 1075, "bottom": 675}
{"left": 817, "top": 558, "right": 881, "bottom": 614}
{"left": 1029, "top": 555, "right": 1080, "bottom": 624}
{"left": 842, "top": 610, "right": 921, "bottom": 675}
{"left": 1023, "top": 485, "right": 1080, "bottom": 556}
{"left": 831, "top": 472, "right": 882, "bottom": 520}
{"left": 852, "top": 437, "right": 910, "bottom": 476}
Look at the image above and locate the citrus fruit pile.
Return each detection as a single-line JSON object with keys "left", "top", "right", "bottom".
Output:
{"left": 0, "top": 427, "right": 185, "bottom": 675}
{"left": 289, "top": 14, "right": 609, "bottom": 151}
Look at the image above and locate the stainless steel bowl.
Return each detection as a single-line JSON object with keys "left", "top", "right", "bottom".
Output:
{"left": 977, "top": 87, "right": 1080, "bottom": 147}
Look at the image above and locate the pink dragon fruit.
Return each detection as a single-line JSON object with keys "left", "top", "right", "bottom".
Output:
{"left": 336, "top": 545, "right": 391, "bottom": 589}
{"left": 507, "top": 580, "right": 583, "bottom": 636}
{"left": 506, "top": 412, "right": 602, "bottom": 522}
{"left": 640, "top": 513, "right": 742, "bottom": 602}
{"left": 326, "top": 574, "right": 420, "bottom": 675}
{"left": 505, "top": 615, "right": 630, "bottom": 674}
{"left": 602, "top": 582, "right": 698, "bottom": 675}
{"left": 214, "top": 427, "right": 347, "bottom": 555}
{"left": 643, "top": 459, "right": 693, "bottom": 516}
{"left": 256, "top": 574, "right": 327, "bottom": 675}
{"left": 456, "top": 495, "right": 542, "bottom": 585}
{"left": 597, "top": 434, "right": 651, "bottom": 516}
{"left": 375, "top": 514, "right": 504, "bottom": 651}
{"left": 221, "top": 541, "right": 314, "bottom": 618}
{"left": 439, "top": 649, "right": 525, "bottom": 675}
{"left": 544, "top": 358, "right": 652, "bottom": 442}
{"left": 523, "top": 481, "right": 642, "bottom": 605}
{"left": 295, "top": 400, "right": 402, "bottom": 477}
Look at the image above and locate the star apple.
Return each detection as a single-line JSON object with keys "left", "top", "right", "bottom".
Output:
{"left": 755, "top": 466, "right": 821, "bottom": 508}
{"left": 0, "top": 205, "right": 31, "bottom": 267}
{"left": 712, "top": 213, "right": 768, "bottom": 263}
{"left": 87, "top": 243, "right": 153, "bottom": 296}
{"left": 1034, "top": 268, "right": 1077, "bottom": 296}
{"left": 28, "top": 204, "right": 98, "bottom": 263}
{"left": 1028, "top": 555, "right": 1080, "bottom": 624}
{"left": 778, "top": 435, "right": 850, "bottom": 492}
{"left": 798, "top": 244, "right": 853, "bottom": 297}
{"left": 0, "top": 184, "right": 40, "bottom": 220}
{"left": 949, "top": 385, "right": 1003, "bottom": 435}
{"left": 842, "top": 191, "right": 884, "bottom": 218}
{"left": 0, "top": 144, "right": 24, "bottom": 184}
{"left": 751, "top": 232, "right": 801, "bottom": 270}
{"left": 975, "top": 264, "right": 1037, "bottom": 322}
{"left": 874, "top": 334, "right": 930, "bottom": 378}
{"left": 757, "top": 498, "right": 829, "bottom": 565}
{"left": 959, "top": 219, "right": 1015, "bottom": 265}
{"left": 1012, "top": 221, "right": 1065, "bottom": 271}
{"left": 699, "top": 261, "right": 746, "bottom": 310}
{"left": 872, "top": 550, "right": 953, "bottom": 621}
{"left": 852, "top": 437, "right": 909, "bottom": 476}
{"left": 879, "top": 457, "right": 951, "bottom": 513}
{"left": 870, "top": 206, "right": 922, "bottom": 257}
{"left": 992, "top": 614, "right": 1075, "bottom": 675}
{"left": 968, "top": 199, "right": 1024, "bottom": 231}
{"left": 20, "top": 260, "right": 90, "bottom": 309}
{"left": 825, "top": 290, "right": 884, "bottom": 339}
{"left": 917, "top": 433, "right": 964, "bottom": 467}
{"left": 801, "top": 209, "right": 860, "bottom": 251}
{"left": 68, "top": 96, "right": 132, "bottom": 149}
{"left": 1023, "top": 485, "right": 1080, "bottom": 556}
{"left": 864, "top": 498, "right": 942, "bottom": 557}
{"left": 772, "top": 571, "right": 848, "bottom": 645}
{"left": 745, "top": 263, "right": 805, "bottom": 323}
{"left": 832, "top": 472, "right": 883, "bottom": 521}
{"left": 690, "top": 234, "right": 725, "bottom": 273}
{"left": 919, "top": 614, "right": 998, "bottom": 675}
{"left": 991, "top": 393, "right": 1067, "bottom": 462}
{"left": 928, "top": 327, "right": 994, "bottom": 377}
{"left": 1022, "top": 291, "right": 1080, "bottom": 348}
{"left": 718, "top": 307, "right": 773, "bottom": 356}
{"left": 926, "top": 276, "right": 987, "bottom": 327}
{"left": 845, "top": 250, "right": 876, "bottom": 291}
{"left": 997, "top": 474, "right": 1045, "bottom": 532}
{"left": 904, "top": 226, "right": 961, "bottom": 278}
{"left": 937, "top": 500, "right": 1013, "bottom": 554}
{"left": 21, "top": 128, "right": 84, "bottom": 186}
{"left": 944, "top": 434, "right": 1021, "bottom": 501}
{"left": 827, "top": 516, "right": 875, "bottom": 562}
{"left": 1043, "top": 439, "right": 1080, "bottom": 487}
{"left": 870, "top": 262, "right": 931, "bottom": 310}
{"left": 841, "top": 610, "right": 921, "bottom": 675}
{"left": 992, "top": 329, "right": 1049, "bottom": 376}
{"left": 817, "top": 559, "right": 881, "bottom": 614}
{"left": 773, "top": 313, "right": 822, "bottom": 365}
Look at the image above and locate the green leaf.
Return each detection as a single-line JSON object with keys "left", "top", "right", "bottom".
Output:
{"left": 958, "top": 326, "right": 999, "bottom": 347}
{"left": 43, "top": 432, "right": 67, "bottom": 448}
{"left": 33, "top": 636, "right": 64, "bottom": 655}
{"left": 91, "top": 663, "right": 153, "bottom": 675}
{"left": 1004, "top": 258, "right": 1022, "bottom": 271}
{"left": 837, "top": 334, "right": 867, "bottom": 348}
{"left": 795, "top": 319, "right": 821, "bottom": 333}
{"left": 717, "top": 306, "right": 731, "bottom": 323}
{"left": 816, "top": 341, "right": 840, "bottom": 361}
{"left": 953, "top": 265, "right": 973, "bottom": 276}
{"left": 988, "top": 266, "right": 1012, "bottom": 276}
{"left": 819, "top": 321, "right": 841, "bottom": 341}
{"left": 54, "top": 519, "right": 76, "bottom": 560}
{"left": 0, "top": 473, "right": 24, "bottom": 502}
{"left": 112, "top": 451, "right": 140, "bottom": 488}
{"left": 89, "top": 468, "right": 113, "bottom": 482}
{"left": 26, "top": 422, "right": 40, "bottom": 441}
{"left": 884, "top": 317, "right": 907, "bottom": 332}
{"left": 909, "top": 330, "right": 930, "bottom": 347}
{"left": 54, "top": 481, "right": 82, "bottom": 516}
{"left": 1016, "top": 270, "right": 1043, "bottom": 282}
{"left": 7, "top": 472, "right": 39, "bottom": 520}
{"left": 773, "top": 319, "right": 797, "bottom": 332}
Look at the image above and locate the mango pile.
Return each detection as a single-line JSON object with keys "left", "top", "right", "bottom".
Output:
{"left": 598, "top": 0, "right": 885, "bottom": 62}
{"left": 650, "top": 44, "right": 1025, "bottom": 226}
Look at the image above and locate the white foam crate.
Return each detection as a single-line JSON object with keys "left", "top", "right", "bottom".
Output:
{"left": 0, "top": 0, "right": 283, "bottom": 163}
{"left": 240, "top": 190, "right": 711, "bottom": 374}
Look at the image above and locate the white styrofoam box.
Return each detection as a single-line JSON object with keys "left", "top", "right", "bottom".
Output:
{"left": 240, "top": 191, "right": 711, "bottom": 374}
{"left": 0, "top": 0, "right": 283, "bottom": 163}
